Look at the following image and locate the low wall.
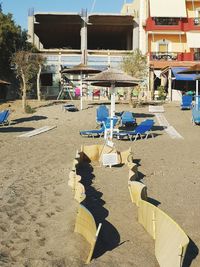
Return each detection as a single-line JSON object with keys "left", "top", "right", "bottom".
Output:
{"left": 128, "top": 180, "right": 189, "bottom": 267}
{"left": 68, "top": 145, "right": 133, "bottom": 264}
{"left": 80, "top": 144, "right": 133, "bottom": 165}
{"left": 74, "top": 205, "right": 102, "bottom": 264}
{"left": 69, "top": 146, "right": 189, "bottom": 266}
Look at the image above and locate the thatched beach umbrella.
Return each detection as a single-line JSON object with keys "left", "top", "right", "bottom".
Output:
{"left": 178, "top": 64, "right": 200, "bottom": 109}
{"left": 85, "top": 68, "right": 140, "bottom": 139}
{"left": 61, "top": 63, "right": 101, "bottom": 110}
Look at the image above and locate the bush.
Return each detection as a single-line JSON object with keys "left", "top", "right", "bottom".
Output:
{"left": 157, "top": 86, "right": 166, "bottom": 100}
{"left": 25, "top": 104, "right": 36, "bottom": 114}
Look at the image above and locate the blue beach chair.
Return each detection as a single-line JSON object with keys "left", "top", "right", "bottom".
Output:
{"left": 121, "top": 111, "right": 136, "bottom": 127}
{"left": 96, "top": 105, "right": 109, "bottom": 124}
{"left": 114, "top": 119, "right": 154, "bottom": 141}
{"left": 180, "top": 95, "right": 193, "bottom": 110}
{"left": 80, "top": 117, "right": 118, "bottom": 138}
{"left": 192, "top": 108, "right": 200, "bottom": 125}
{"left": 0, "top": 110, "right": 10, "bottom": 126}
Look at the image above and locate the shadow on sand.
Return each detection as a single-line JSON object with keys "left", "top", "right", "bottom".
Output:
{"left": 12, "top": 115, "right": 47, "bottom": 124}
{"left": 183, "top": 238, "right": 199, "bottom": 267}
{"left": 77, "top": 161, "right": 121, "bottom": 259}
{"left": 0, "top": 127, "right": 35, "bottom": 133}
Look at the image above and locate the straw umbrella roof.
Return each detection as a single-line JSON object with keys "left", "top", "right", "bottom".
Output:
{"left": 85, "top": 68, "right": 140, "bottom": 87}
{"left": 61, "top": 63, "right": 101, "bottom": 74}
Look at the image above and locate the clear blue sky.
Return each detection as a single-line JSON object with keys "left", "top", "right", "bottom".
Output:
{"left": 2, "top": 0, "right": 133, "bottom": 30}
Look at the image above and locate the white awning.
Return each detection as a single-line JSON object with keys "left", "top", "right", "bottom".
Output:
{"left": 150, "top": 0, "right": 187, "bottom": 18}
{"left": 186, "top": 32, "right": 200, "bottom": 48}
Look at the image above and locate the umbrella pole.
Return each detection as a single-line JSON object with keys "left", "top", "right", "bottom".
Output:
{"left": 80, "top": 71, "right": 83, "bottom": 110}
{"left": 110, "top": 82, "right": 115, "bottom": 140}
{"left": 196, "top": 79, "right": 199, "bottom": 110}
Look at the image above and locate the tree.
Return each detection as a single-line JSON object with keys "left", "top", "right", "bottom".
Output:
{"left": 121, "top": 49, "right": 148, "bottom": 103}
{"left": 12, "top": 51, "right": 44, "bottom": 110}
{"left": 121, "top": 49, "right": 148, "bottom": 78}
{"left": 34, "top": 54, "right": 46, "bottom": 101}
{"left": 0, "top": 5, "right": 36, "bottom": 80}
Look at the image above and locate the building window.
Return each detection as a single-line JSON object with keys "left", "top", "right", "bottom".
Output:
{"left": 159, "top": 43, "right": 168, "bottom": 53}
{"left": 154, "top": 17, "right": 179, "bottom": 26}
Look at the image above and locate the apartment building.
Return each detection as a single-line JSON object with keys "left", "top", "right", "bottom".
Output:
{"left": 122, "top": 0, "right": 200, "bottom": 100}
{"left": 28, "top": 9, "right": 137, "bottom": 98}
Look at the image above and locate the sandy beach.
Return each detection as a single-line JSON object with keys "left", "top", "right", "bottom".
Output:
{"left": 0, "top": 99, "right": 199, "bottom": 267}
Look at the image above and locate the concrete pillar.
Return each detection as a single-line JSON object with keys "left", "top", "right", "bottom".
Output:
{"left": 139, "top": 0, "right": 144, "bottom": 53}
{"left": 28, "top": 15, "right": 34, "bottom": 44}
{"left": 149, "top": 67, "right": 154, "bottom": 100}
{"left": 28, "top": 14, "right": 43, "bottom": 50}
{"left": 81, "top": 12, "right": 87, "bottom": 64}
{"left": 132, "top": 20, "right": 139, "bottom": 50}
{"left": 168, "top": 68, "right": 172, "bottom": 101}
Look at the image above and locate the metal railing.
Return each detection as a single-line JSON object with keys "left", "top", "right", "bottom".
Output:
{"left": 193, "top": 17, "right": 200, "bottom": 25}
{"left": 154, "top": 17, "right": 179, "bottom": 26}
{"left": 194, "top": 52, "right": 200, "bottom": 61}
{"left": 150, "top": 52, "right": 178, "bottom": 61}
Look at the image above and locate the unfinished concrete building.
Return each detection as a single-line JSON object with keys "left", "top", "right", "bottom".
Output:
{"left": 28, "top": 9, "right": 138, "bottom": 98}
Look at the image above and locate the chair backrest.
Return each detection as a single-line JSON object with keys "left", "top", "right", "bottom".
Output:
{"left": 121, "top": 111, "right": 135, "bottom": 123}
{"left": 192, "top": 108, "right": 200, "bottom": 118}
{"left": 75, "top": 87, "right": 80, "bottom": 96}
{"left": 0, "top": 110, "right": 9, "bottom": 123}
{"left": 134, "top": 120, "right": 154, "bottom": 134}
{"left": 103, "top": 116, "right": 118, "bottom": 129}
{"left": 182, "top": 95, "right": 192, "bottom": 105}
{"left": 140, "top": 119, "right": 154, "bottom": 126}
{"left": 96, "top": 105, "right": 109, "bottom": 123}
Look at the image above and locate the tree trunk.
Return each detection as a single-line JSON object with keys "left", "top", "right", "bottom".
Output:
{"left": 22, "top": 72, "right": 26, "bottom": 111}
{"left": 37, "top": 65, "right": 42, "bottom": 101}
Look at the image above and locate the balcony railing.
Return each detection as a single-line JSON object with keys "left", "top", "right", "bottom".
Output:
{"left": 154, "top": 17, "right": 179, "bottom": 26}
{"left": 145, "top": 17, "right": 183, "bottom": 31}
{"left": 145, "top": 17, "right": 200, "bottom": 31}
{"left": 193, "top": 17, "right": 200, "bottom": 26}
{"left": 150, "top": 52, "right": 178, "bottom": 61}
{"left": 194, "top": 52, "right": 200, "bottom": 61}
{"left": 150, "top": 52, "right": 200, "bottom": 62}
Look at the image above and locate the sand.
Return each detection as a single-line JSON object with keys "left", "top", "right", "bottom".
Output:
{"left": 0, "top": 99, "right": 199, "bottom": 267}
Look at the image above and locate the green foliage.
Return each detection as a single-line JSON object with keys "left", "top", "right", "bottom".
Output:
{"left": 0, "top": 7, "right": 37, "bottom": 80}
{"left": 121, "top": 49, "right": 148, "bottom": 79}
{"left": 12, "top": 51, "right": 45, "bottom": 91}
{"left": 157, "top": 86, "right": 166, "bottom": 100}
{"left": 25, "top": 104, "right": 36, "bottom": 114}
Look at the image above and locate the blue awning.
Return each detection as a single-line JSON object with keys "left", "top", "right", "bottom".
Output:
{"left": 172, "top": 67, "right": 197, "bottom": 81}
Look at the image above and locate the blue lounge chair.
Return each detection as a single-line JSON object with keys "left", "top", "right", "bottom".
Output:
{"left": 180, "top": 95, "right": 193, "bottom": 110}
{"left": 80, "top": 117, "right": 118, "bottom": 138}
{"left": 0, "top": 110, "right": 10, "bottom": 126}
{"left": 192, "top": 108, "right": 200, "bottom": 125}
{"left": 114, "top": 119, "right": 154, "bottom": 141}
{"left": 96, "top": 105, "right": 109, "bottom": 124}
{"left": 63, "top": 104, "right": 78, "bottom": 112}
{"left": 121, "top": 111, "right": 136, "bottom": 126}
